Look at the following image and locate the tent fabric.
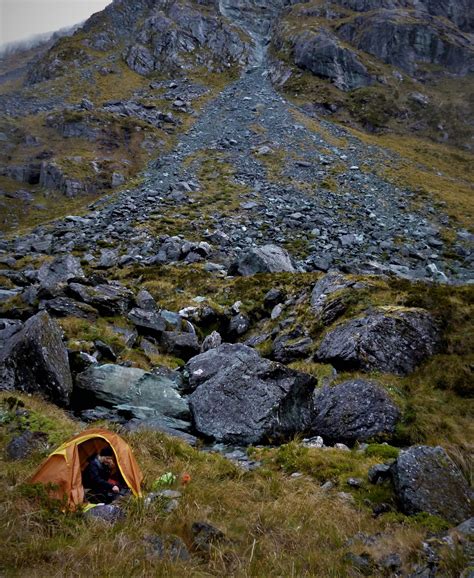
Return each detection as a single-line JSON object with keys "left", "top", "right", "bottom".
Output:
{"left": 29, "top": 428, "right": 143, "bottom": 509}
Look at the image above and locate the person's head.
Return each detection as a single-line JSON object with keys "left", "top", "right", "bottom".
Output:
{"left": 99, "top": 447, "right": 115, "bottom": 468}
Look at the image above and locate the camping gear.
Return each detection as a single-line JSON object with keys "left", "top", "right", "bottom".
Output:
{"left": 29, "top": 428, "right": 143, "bottom": 509}
{"left": 152, "top": 472, "right": 176, "bottom": 490}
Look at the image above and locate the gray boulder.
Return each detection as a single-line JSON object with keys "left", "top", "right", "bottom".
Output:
{"left": 390, "top": 446, "right": 472, "bottom": 524}
{"left": 127, "top": 307, "right": 167, "bottom": 337}
{"left": 40, "top": 297, "right": 99, "bottom": 320}
{"left": 291, "top": 29, "right": 373, "bottom": 90}
{"left": 160, "top": 331, "right": 200, "bottom": 361}
{"left": 0, "top": 311, "right": 73, "bottom": 405}
{"left": 311, "top": 379, "right": 400, "bottom": 444}
{"left": 37, "top": 254, "right": 84, "bottom": 296}
{"left": 186, "top": 343, "right": 315, "bottom": 444}
{"left": 68, "top": 282, "right": 133, "bottom": 316}
{"left": 74, "top": 364, "right": 190, "bottom": 430}
{"left": 315, "top": 307, "right": 439, "bottom": 375}
{"left": 229, "top": 244, "right": 295, "bottom": 276}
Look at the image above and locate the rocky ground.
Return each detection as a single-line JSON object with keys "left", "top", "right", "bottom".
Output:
{"left": 0, "top": 1, "right": 472, "bottom": 576}
{"left": 3, "top": 61, "right": 473, "bottom": 283}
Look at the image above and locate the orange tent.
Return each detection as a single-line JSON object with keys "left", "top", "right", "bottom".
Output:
{"left": 29, "top": 428, "right": 143, "bottom": 509}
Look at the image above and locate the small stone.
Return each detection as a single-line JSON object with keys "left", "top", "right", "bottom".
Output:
{"left": 334, "top": 443, "right": 350, "bottom": 451}
{"left": 347, "top": 478, "right": 363, "bottom": 488}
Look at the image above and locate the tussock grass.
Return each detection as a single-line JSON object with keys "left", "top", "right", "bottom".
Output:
{"left": 0, "top": 393, "right": 440, "bottom": 577}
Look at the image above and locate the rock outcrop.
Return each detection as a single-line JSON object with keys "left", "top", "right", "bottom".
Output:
{"left": 338, "top": 10, "right": 474, "bottom": 77}
{"left": 285, "top": 28, "right": 373, "bottom": 90}
{"left": 186, "top": 343, "right": 315, "bottom": 444}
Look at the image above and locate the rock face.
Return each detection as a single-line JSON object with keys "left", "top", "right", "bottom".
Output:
{"left": 290, "top": 29, "right": 373, "bottom": 90}
{"left": 229, "top": 244, "right": 295, "bottom": 275}
{"left": 186, "top": 343, "right": 315, "bottom": 444}
{"left": 338, "top": 10, "right": 474, "bottom": 77}
{"left": 315, "top": 307, "right": 439, "bottom": 375}
{"left": 311, "top": 379, "right": 400, "bottom": 444}
{"left": 74, "top": 363, "right": 190, "bottom": 429}
{"left": 0, "top": 311, "right": 73, "bottom": 406}
{"left": 390, "top": 446, "right": 472, "bottom": 524}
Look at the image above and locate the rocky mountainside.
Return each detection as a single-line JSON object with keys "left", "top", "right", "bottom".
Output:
{"left": 0, "top": 1, "right": 472, "bottom": 576}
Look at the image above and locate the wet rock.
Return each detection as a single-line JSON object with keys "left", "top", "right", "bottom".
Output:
{"left": 75, "top": 363, "right": 190, "bottom": 428}
{"left": 311, "top": 379, "right": 400, "bottom": 444}
{"left": 0, "top": 311, "right": 73, "bottom": 406}
{"left": 391, "top": 446, "right": 472, "bottom": 524}
{"left": 187, "top": 343, "right": 315, "bottom": 444}
{"left": 315, "top": 307, "right": 439, "bottom": 375}
{"left": 229, "top": 244, "right": 295, "bottom": 275}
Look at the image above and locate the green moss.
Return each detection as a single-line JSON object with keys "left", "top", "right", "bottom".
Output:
{"left": 365, "top": 444, "right": 400, "bottom": 460}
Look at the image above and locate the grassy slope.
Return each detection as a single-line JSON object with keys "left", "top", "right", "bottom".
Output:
{"left": 0, "top": 392, "right": 468, "bottom": 577}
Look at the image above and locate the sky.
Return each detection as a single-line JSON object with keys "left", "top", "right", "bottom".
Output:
{"left": 0, "top": 0, "right": 111, "bottom": 46}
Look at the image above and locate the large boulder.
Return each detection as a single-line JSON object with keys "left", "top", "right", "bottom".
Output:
{"left": 390, "top": 446, "right": 472, "bottom": 524}
{"left": 186, "top": 343, "right": 315, "bottom": 444}
{"left": 311, "top": 379, "right": 400, "bottom": 444}
{"left": 315, "top": 307, "right": 439, "bottom": 375}
{"left": 229, "top": 244, "right": 295, "bottom": 276}
{"left": 0, "top": 311, "right": 73, "bottom": 405}
{"left": 74, "top": 364, "right": 190, "bottom": 430}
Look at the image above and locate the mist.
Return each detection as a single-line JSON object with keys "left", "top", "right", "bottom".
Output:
{"left": 0, "top": 0, "right": 111, "bottom": 47}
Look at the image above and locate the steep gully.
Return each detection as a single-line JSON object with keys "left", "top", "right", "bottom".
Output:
{"left": 7, "top": 3, "right": 472, "bottom": 283}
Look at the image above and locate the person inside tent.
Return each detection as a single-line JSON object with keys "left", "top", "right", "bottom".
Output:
{"left": 82, "top": 446, "right": 127, "bottom": 504}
